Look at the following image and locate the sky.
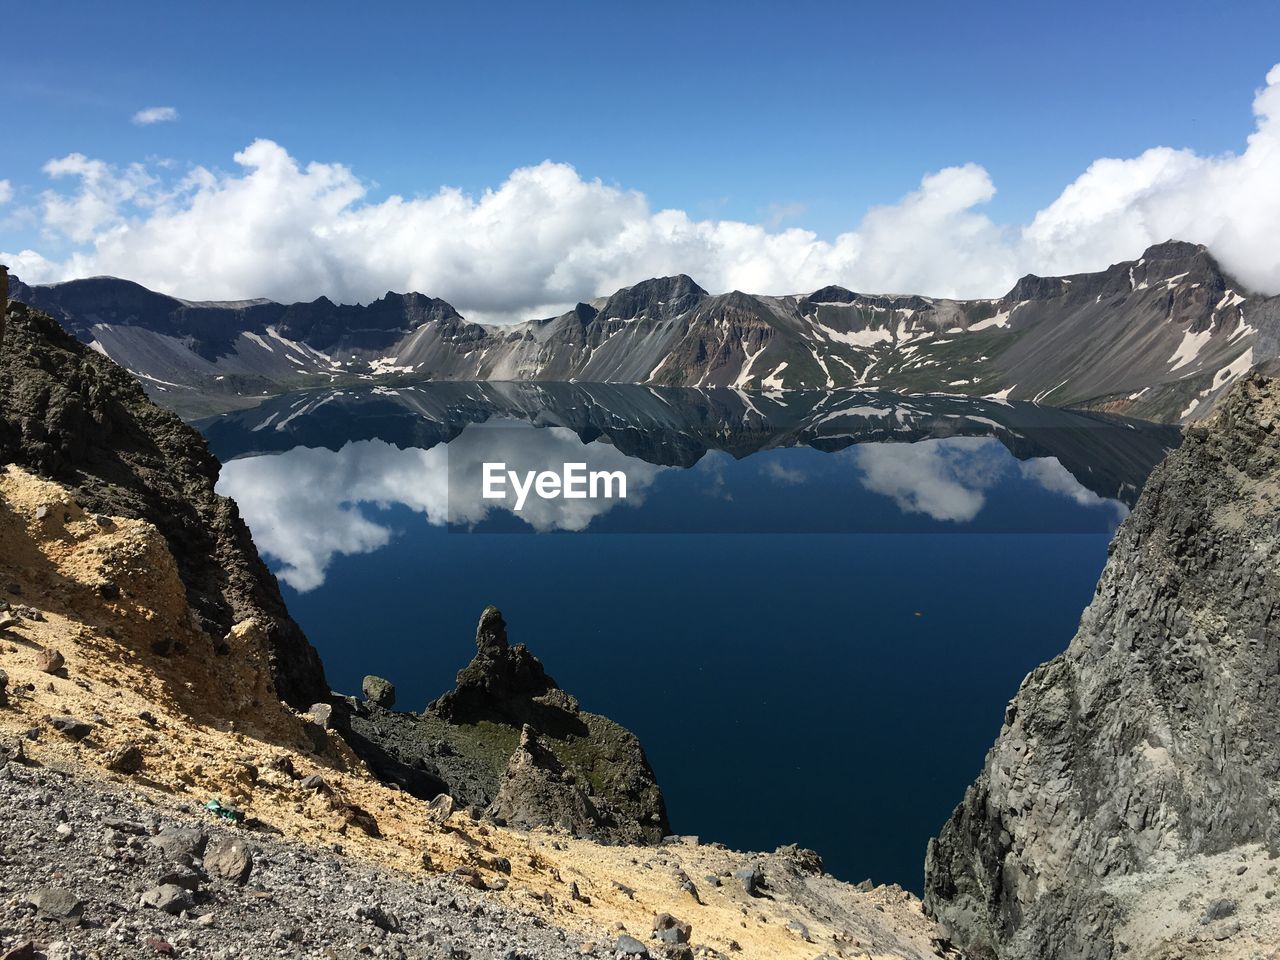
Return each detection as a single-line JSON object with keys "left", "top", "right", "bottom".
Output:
{"left": 4, "top": 0, "right": 1280, "bottom": 321}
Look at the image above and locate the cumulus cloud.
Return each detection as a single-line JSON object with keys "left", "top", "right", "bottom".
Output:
{"left": 132, "top": 106, "right": 179, "bottom": 125}
{"left": 6, "top": 65, "right": 1280, "bottom": 318}
{"left": 0, "top": 180, "right": 11, "bottom": 205}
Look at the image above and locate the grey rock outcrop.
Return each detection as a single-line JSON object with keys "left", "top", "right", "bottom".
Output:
{"left": 486, "top": 725, "right": 604, "bottom": 836}
{"left": 924, "top": 373, "right": 1280, "bottom": 959}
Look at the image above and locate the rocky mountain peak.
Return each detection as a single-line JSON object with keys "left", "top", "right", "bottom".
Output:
{"left": 598, "top": 274, "right": 708, "bottom": 321}
{"left": 1141, "top": 238, "right": 1210, "bottom": 261}
{"left": 805, "top": 284, "right": 858, "bottom": 304}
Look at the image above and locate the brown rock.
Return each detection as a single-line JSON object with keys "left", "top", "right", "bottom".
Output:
{"left": 105, "top": 742, "right": 145, "bottom": 775}
{"left": 35, "top": 648, "right": 65, "bottom": 674}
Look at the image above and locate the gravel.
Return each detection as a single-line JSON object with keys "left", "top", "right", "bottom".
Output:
{"left": 0, "top": 762, "right": 598, "bottom": 959}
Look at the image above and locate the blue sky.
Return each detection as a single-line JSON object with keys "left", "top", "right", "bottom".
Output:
{"left": 4, "top": 0, "right": 1280, "bottom": 317}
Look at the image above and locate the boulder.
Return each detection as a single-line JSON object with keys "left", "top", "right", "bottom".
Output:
{"left": 48, "top": 716, "right": 93, "bottom": 740}
{"left": 150, "top": 826, "right": 206, "bottom": 861}
{"left": 204, "top": 835, "right": 253, "bottom": 885}
{"left": 361, "top": 675, "right": 396, "bottom": 709}
{"left": 28, "top": 886, "right": 84, "bottom": 921}
{"left": 35, "top": 648, "right": 65, "bottom": 674}
{"left": 104, "top": 742, "right": 144, "bottom": 774}
{"left": 140, "top": 883, "right": 194, "bottom": 915}
{"left": 652, "top": 913, "right": 691, "bottom": 944}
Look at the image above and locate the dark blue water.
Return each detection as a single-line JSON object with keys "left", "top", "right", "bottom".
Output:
{"left": 203, "top": 386, "right": 1173, "bottom": 891}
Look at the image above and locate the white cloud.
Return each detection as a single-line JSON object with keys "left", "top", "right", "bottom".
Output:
{"left": 5, "top": 64, "right": 1280, "bottom": 317}
{"left": 132, "top": 106, "right": 179, "bottom": 125}
{"left": 0, "top": 180, "right": 11, "bottom": 205}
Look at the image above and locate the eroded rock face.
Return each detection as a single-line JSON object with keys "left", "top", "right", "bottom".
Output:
{"left": 487, "top": 725, "right": 604, "bottom": 836}
{"left": 0, "top": 304, "right": 327, "bottom": 707}
{"left": 924, "top": 374, "right": 1280, "bottom": 959}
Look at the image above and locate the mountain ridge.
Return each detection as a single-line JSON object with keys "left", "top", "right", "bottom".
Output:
{"left": 11, "top": 240, "right": 1278, "bottom": 423}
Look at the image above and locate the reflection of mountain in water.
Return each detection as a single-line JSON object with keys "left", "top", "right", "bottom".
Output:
{"left": 200, "top": 382, "right": 1181, "bottom": 507}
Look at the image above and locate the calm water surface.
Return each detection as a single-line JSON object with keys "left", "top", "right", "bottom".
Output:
{"left": 201, "top": 383, "right": 1179, "bottom": 889}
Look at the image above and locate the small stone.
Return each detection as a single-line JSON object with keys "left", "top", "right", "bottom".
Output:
{"left": 652, "top": 912, "right": 691, "bottom": 944}
{"left": 614, "top": 935, "right": 649, "bottom": 958}
{"left": 55, "top": 822, "right": 75, "bottom": 842}
{"left": 158, "top": 866, "right": 202, "bottom": 891}
{"left": 361, "top": 675, "right": 396, "bottom": 708}
{"left": 44, "top": 942, "right": 79, "bottom": 960}
{"left": 150, "top": 826, "right": 206, "bottom": 861}
{"left": 732, "top": 864, "right": 763, "bottom": 896}
{"left": 204, "top": 835, "right": 253, "bottom": 885}
{"left": 352, "top": 904, "right": 400, "bottom": 932}
{"left": 300, "top": 774, "right": 331, "bottom": 793}
{"left": 143, "top": 937, "right": 174, "bottom": 956}
{"left": 140, "top": 883, "right": 194, "bottom": 915}
{"left": 785, "top": 920, "right": 814, "bottom": 942}
{"left": 427, "top": 792, "right": 455, "bottom": 824}
{"left": 49, "top": 716, "right": 93, "bottom": 740}
{"left": 28, "top": 886, "right": 85, "bottom": 921}
{"left": 35, "top": 648, "right": 66, "bottom": 674}
{"left": 307, "top": 702, "right": 333, "bottom": 729}
{"left": 105, "top": 742, "right": 145, "bottom": 775}
{"left": 1201, "top": 898, "right": 1237, "bottom": 924}
{"left": 0, "top": 942, "right": 36, "bottom": 960}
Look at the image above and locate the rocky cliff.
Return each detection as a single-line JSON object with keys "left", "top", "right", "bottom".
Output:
{"left": 924, "top": 373, "right": 1280, "bottom": 958}
{"left": 0, "top": 298, "right": 329, "bottom": 708}
{"left": 13, "top": 241, "right": 1279, "bottom": 423}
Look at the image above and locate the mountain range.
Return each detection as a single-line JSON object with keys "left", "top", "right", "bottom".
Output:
{"left": 11, "top": 240, "right": 1279, "bottom": 422}
{"left": 197, "top": 381, "right": 1181, "bottom": 509}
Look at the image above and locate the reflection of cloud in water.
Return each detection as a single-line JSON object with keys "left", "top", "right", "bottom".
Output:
{"left": 849, "top": 437, "right": 1128, "bottom": 524}
{"left": 217, "top": 422, "right": 664, "bottom": 591}
{"left": 761, "top": 460, "right": 805, "bottom": 486}
{"left": 1018, "top": 457, "right": 1129, "bottom": 522}
{"left": 851, "top": 437, "right": 1008, "bottom": 522}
